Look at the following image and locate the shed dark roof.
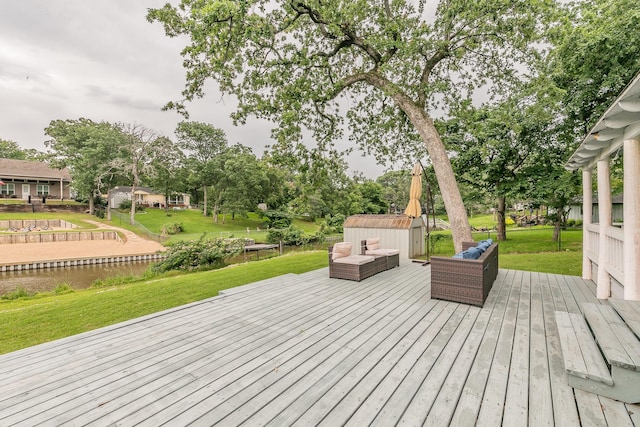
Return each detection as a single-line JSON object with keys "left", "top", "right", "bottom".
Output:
{"left": 574, "top": 194, "right": 624, "bottom": 204}
{"left": 344, "top": 214, "right": 417, "bottom": 229}
{"left": 0, "top": 158, "right": 71, "bottom": 181}
{"left": 110, "top": 186, "right": 156, "bottom": 194}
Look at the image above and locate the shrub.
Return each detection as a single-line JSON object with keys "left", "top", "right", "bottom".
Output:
{"left": 323, "top": 213, "right": 345, "bottom": 233}
{"left": 262, "top": 210, "right": 293, "bottom": 229}
{"left": 266, "top": 225, "right": 307, "bottom": 245}
{"left": 151, "top": 235, "right": 246, "bottom": 273}
{"left": 575, "top": 219, "right": 583, "bottom": 227}
{"left": 161, "top": 222, "right": 184, "bottom": 235}
{"left": 505, "top": 216, "right": 515, "bottom": 225}
{"left": 566, "top": 219, "right": 576, "bottom": 227}
{"left": 119, "top": 199, "right": 132, "bottom": 210}
{"left": 305, "top": 230, "right": 326, "bottom": 244}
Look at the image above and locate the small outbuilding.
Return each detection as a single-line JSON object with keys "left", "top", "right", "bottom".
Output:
{"left": 343, "top": 214, "right": 425, "bottom": 259}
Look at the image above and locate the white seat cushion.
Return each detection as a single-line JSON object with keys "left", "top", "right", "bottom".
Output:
{"left": 365, "top": 248, "right": 400, "bottom": 256}
{"left": 333, "top": 255, "right": 375, "bottom": 265}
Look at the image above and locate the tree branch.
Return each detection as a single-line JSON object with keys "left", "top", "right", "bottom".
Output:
{"left": 291, "top": 1, "right": 383, "bottom": 66}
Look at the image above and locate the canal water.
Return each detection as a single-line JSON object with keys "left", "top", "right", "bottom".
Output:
{"left": 0, "top": 261, "right": 153, "bottom": 296}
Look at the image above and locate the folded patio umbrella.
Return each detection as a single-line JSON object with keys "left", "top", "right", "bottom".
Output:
{"left": 404, "top": 162, "right": 422, "bottom": 218}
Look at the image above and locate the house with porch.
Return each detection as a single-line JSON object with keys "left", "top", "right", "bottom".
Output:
{"left": 108, "top": 186, "right": 191, "bottom": 209}
{"left": 0, "top": 158, "right": 71, "bottom": 200}
{"left": 566, "top": 70, "right": 640, "bottom": 301}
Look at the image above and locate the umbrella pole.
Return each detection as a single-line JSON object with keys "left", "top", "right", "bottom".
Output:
{"left": 416, "top": 163, "right": 435, "bottom": 266}
{"left": 422, "top": 182, "right": 432, "bottom": 265}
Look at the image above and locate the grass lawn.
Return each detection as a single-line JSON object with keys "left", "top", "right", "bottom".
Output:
{"left": 0, "top": 212, "right": 104, "bottom": 230}
{"left": 428, "top": 226, "right": 583, "bottom": 276}
{"left": 0, "top": 251, "right": 328, "bottom": 355}
{"left": 0, "top": 209, "right": 324, "bottom": 244}
{"left": 107, "top": 208, "right": 322, "bottom": 243}
{"left": 500, "top": 251, "right": 583, "bottom": 276}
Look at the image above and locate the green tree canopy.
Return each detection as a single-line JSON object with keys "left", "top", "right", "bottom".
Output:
{"left": 114, "top": 123, "right": 177, "bottom": 225}
{"left": 550, "top": 0, "right": 640, "bottom": 137}
{"left": 0, "top": 139, "right": 48, "bottom": 161}
{"left": 442, "top": 83, "right": 561, "bottom": 240}
{"left": 45, "top": 119, "right": 125, "bottom": 214}
{"left": 148, "top": 0, "right": 559, "bottom": 252}
{"left": 175, "top": 121, "right": 229, "bottom": 217}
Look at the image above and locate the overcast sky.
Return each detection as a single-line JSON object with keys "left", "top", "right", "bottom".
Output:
{"left": 0, "top": 1, "right": 383, "bottom": 177}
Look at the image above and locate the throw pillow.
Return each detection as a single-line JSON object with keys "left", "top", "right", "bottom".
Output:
{"left": 366, "top": 237, "right": 380, "bottom": 251}
{"left": 467, "top": 247, "right": 481, "bottom": 259}
{"left": 332, "top": 242, "right": 353, "bottom": 260}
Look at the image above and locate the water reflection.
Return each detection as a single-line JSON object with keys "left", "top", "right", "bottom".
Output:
{"left": 0, "top": 261, "right": 153, "bottom": 296}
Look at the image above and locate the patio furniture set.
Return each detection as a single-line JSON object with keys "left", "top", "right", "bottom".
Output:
{"left": 329, "top": 237, "right": 499, "bottom": 308}
{"left": 328, "top": 238, "right": 400, "bottom": 282}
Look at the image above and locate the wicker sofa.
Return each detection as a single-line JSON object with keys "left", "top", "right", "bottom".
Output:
{"left": 430, "top": 241, "right": 499, "bottom": 307}
{"left": 328, "top": 242, "right": 387, "bottom": 282}
{"left": 360, "top": 238, "right": 400, "bottom": 270}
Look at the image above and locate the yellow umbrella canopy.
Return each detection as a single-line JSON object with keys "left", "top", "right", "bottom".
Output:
{"left": 404, "top": 162, "right": 422, "bottom": 218}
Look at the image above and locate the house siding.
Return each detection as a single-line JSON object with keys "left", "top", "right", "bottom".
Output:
{"left": 0, "top": 159, "right": 71, "bottom": 200}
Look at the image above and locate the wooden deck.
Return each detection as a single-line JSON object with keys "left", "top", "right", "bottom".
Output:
{"left": 1, "top": 262, "right": 639, "bottom": 426}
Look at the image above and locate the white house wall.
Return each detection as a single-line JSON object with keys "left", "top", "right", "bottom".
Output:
{"left": 567, "top": 204, "right": 623, "bottom": 222}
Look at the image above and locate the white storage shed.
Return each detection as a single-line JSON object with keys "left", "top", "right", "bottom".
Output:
{"left": 343, "top": 214, "right": 425, "bottom": 259}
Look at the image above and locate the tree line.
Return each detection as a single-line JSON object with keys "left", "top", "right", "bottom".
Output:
{"left": 147, "top": 0, "right": 638, "bottom": 250}
{"left": 1, "top": 122, "right": 397, "bottom": 225}
{"left": 3, "top": 0, "right": 636, "bottom": 242}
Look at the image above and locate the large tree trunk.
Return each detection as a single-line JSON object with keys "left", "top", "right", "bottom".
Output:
{"left": 88, "top": 192, "right": 95, "bottom": 215}
{"left": 379, "top": 84, "right": 471, "bottom": 252}
{"left": 106, "top": 188, "right": 112, "bottom": 221}
{"left": 496, "top": 195, "right": 507, "bottom": 241}
{"left": 203, "top": 186, "right": 208, "bottom": 217}
{"left": 129, "top": 184, "right": 136, "bottom": 225}
{"left": 553, "top": 207, "right": 564, "bottom": 241}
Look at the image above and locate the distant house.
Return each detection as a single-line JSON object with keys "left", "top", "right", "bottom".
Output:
{"left": 108, "top": 186, "right": 191, "bottom": 209}
{"left": 0, "top": 158, "right": 71, "bottom": 200}
{"left": 567, "top": 194, "right": 624, "bottom": 223}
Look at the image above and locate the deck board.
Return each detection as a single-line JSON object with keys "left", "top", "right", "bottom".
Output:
{"left": 0, "top": 263, "right": 631, "bottom": 426}
{"left": 448, "top": 268, "right": 514, "bottom": 426}
{"left": 475, "top": 269, "right": 522, "bottom": 426}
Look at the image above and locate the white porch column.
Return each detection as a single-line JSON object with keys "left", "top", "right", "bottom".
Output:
{"left": 582, "top": 169, "right": 592, "bottom": 279}
{"left": 624, "top": 138, "right": 640, "bottom": 300}
{"left": 596, "top": 159, "right": 612, "bottom": 299}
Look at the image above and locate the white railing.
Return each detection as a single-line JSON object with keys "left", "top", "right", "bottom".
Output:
{"left": 605, "top": 225, "right": 625, "bottom": 284}
{"left": 586, "top": 223, "right": 599, "bottom": 260}
{"left": 585, "top": 223, "right": 625, "bottom": 286}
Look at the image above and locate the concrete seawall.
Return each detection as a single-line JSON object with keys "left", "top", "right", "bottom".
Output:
{"left": 0, "top": 253, "right": 166, "bottom": 272}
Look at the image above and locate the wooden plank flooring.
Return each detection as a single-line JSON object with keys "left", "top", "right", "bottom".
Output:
{"left": 0, "top": 262, "right": 638, "bottom": 426}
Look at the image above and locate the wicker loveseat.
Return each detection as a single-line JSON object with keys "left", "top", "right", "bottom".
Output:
{"left": 329, "top": 242, "right": 387, "bottom": 282}
{"left": 430, "top": 240, "right": 499, "bottom": 307}
{"left": 360, "top": 238, "right": 400, "bottom": 270}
